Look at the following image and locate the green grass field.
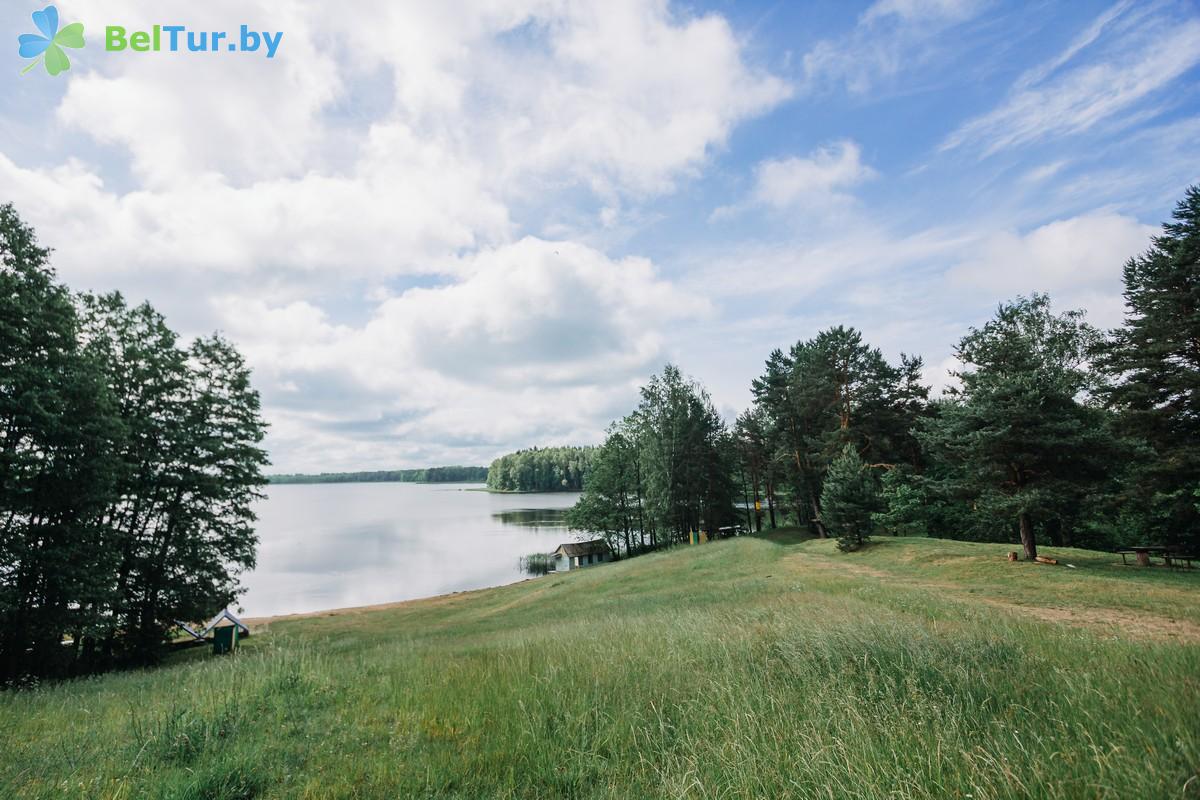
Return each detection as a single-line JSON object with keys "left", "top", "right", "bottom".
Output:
{"left": 2, "top": 533, "right": 1199, "bottom": 799}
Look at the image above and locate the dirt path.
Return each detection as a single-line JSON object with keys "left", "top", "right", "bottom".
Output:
{"left": 976, "top": 597, "right": 1200, "bottom": 642}
{"left": 786, "top": 551, "right": 1200, "bottom": 643}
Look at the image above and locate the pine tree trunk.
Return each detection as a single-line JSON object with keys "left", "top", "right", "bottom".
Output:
{"left": 1019, "top": 512, "right": 1037, "bottom": 561}
{"left": 810, "top": 493, "right": 827, "bottom": 538}
{"left": 752, "top": 478, "right": 763, "bottom": 532}
{"left": 767, "top": 480, "right": 777, "bottom": 529}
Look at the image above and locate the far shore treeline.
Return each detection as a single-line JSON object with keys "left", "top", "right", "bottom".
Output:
{"left": 567, "top": 187, "right": 1200, "bottom": 563}
{"left": 270, "top": 466, "right": 487, "bottom": 484}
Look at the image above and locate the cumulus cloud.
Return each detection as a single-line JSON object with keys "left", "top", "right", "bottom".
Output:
{"left": 1, "top": 2, "right": 789, "bottom": 288}
{"left": 45, "top": 0, "right": 788, "bottom": 200}
{"left": 476, "top": 1, "right": 792, "bottom": 197}
{"left": 0, "top": 128, "right": 512, "bottom": 284}
{"left": 947, "top": 212, "right": 1154, "bottom": 327}
{"left": 55, "top": 1, "right": 341, "bottom": 187}
{"left": 0, "top": 1, "right": 791, "bottom": 470}
{"left": 214, "top": 237, "right": 706, "bottom": 470}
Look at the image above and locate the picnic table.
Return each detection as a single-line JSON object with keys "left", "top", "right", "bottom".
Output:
{"left": 1116, "top": 546, "right": 1196, "bottom": 569}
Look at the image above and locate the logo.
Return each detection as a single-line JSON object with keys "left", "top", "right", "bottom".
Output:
{"left": 18, "top": 5, "right": 84, "bottom": 77}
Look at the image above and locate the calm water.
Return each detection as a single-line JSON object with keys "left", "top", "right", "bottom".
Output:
{"left": 240, "top": 483, "right": 579, "bottom": 617}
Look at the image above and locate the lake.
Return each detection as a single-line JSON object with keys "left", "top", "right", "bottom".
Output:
{"left": 240, "top": 482, "right": 580, "bottom": 617}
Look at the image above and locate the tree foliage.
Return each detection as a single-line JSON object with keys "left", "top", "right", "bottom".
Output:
{"left": 749, "top": 327, "right": 928, "bottom": 536}
{"left": 733, "top": 407, "right": 781, "bottom": 532}
{"left": 822, "top": 445, "right": 881, "bottom": 552}
{"left": 487, "top": 446, "right": 596, "bottom": 492}
{"left": 916, "top": 295, "right": 1118, "bottom": 560}
{"left": 1098, "top": 186, "right": 1200, "bottom": 549}
{"left": 0, "top": 205, "right": 122, "bottom": 681}
{"left": 568, "top": 365, "right": 737, "bottom": 552}
{"left": 0, "top": 206, "right": 267, "bottom": 682}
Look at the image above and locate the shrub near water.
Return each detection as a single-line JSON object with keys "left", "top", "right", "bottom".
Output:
{"left": 1, "top": 534, "right": 1198, "bottom": 799}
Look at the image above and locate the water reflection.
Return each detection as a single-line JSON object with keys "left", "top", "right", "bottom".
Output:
{"left": 241, "top": 483, "right": 579, "bottom": 617}
{"left": 491, "top": 507, "right": 571, "bottom": 528}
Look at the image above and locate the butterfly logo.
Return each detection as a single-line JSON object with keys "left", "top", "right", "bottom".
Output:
{"left": 18, "top": 6, "right": 84, "bottom": 77}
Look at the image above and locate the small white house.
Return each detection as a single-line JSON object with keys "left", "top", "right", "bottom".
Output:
{"left": 552, "top": 540, "right": 611, "bottom": 571}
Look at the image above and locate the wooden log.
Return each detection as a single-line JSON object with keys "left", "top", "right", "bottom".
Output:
{"left": 1136, "top": 550, "right": 1151, "bottom": 567}
{"left": 1034, "top": 555, "right": 1058, "bottom": 565}
{"left": 1007, "top": 551, "right": 1019, "bottom": 562}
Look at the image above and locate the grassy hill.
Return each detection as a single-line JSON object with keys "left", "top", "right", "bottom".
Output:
{"left": 3, "top": 533, "right": 1198, "bottom": 799}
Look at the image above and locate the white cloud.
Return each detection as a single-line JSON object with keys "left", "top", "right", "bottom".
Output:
{"left": 0, "top": 0, "right": 790, "bottom": 471}
{"left": 214, "top": 237, "right": 707, "bottom": 471}
{"left": 50, "top": 0, "right": 788, "bottom": 200}
{"left": 0, "top": 129, "right": 512, "bottom": 285}
{"left": 942, "top": 5, "right": 1200, "bottom": 155}
{"left": 711, "top": 140, "right": 875, "bottom": 220}
{"left": 3, "top": 0, "right": 789, "bottom": 295}
{"left": 1020, "top": 161, "right": 1068, "bottom": 184}
{"left": 947, "top": 212, "right": 1154, "bottom": 327}
{"left": 476, "top": 1, "right": 792, "bottom": 197}
{"left": 686, "top": 224, "right": 971, "bottom": 302}
{"left": 1011, "top": 0, "right": 1137, "bottom": 90}
{"left": 801, "top": 0, "right": 986, "bottom": 94}
{"left": 752, "top": 141, "right": 875, "bottom": 209}
{"left": 862, "top": 0, "right": 983, "bottom": 24}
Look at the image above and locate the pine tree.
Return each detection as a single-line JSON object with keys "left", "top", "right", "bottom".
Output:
{"left": 1099, "top": 186, "right": 1200, "bottom": 550}
{"left": 918, "top": 295, "right": 1117, "bottom": 560}
{"left": 821, "top": 445, "right": 880, "bottom": 552}
{"left": 751, "top": 327, "right": 928, "bottom": 537}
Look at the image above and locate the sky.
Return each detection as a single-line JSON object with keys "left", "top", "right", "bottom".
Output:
{"left": 1, "top": 0, "right": 1198, "bottom": 473}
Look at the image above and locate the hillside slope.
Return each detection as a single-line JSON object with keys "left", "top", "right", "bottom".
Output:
{"left": 3, "top": 534, "right": 1198, "bottom": 799}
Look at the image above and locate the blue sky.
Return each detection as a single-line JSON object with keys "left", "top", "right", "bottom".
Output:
{"left": 2, "top": 0, "right": 1198, "bottom": 471}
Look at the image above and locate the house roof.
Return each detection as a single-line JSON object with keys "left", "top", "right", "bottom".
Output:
{"left": 176, "top": 608, "right": 249, "bottom": 640}
{"left": 206, "top": 609, "right": 249, "bottom": 634}
{"left": 553, "top": 540, "right": 609, "bottom": 557}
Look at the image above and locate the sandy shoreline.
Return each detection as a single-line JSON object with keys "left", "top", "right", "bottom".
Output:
{"left": 242, "top": 578, "right": 537, "bottom": 629}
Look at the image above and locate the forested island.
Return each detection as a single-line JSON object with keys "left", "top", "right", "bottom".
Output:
{"left": 486, "top": 446, "right": 596, "bottom": 492}
{"left": 270, "top": 466, "right": 488, "bottom": 484}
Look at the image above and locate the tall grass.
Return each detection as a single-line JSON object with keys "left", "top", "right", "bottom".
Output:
{"left": 519, "top": 552, "right": 556, "bottom": 576}
{"left": 1, "top": 534, "right": 1197, "bottom": 799}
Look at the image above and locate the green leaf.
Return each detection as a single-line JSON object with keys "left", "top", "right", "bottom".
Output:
{"left": 54, "top": 23, "right": 85, "bottom": 50}
{"left": 44, "top": 43, "right": 70, "bottom": 76}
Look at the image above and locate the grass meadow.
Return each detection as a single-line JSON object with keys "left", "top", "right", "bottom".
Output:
{"left": 2, "top": 533, "right": 1198, "bottom": 799}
